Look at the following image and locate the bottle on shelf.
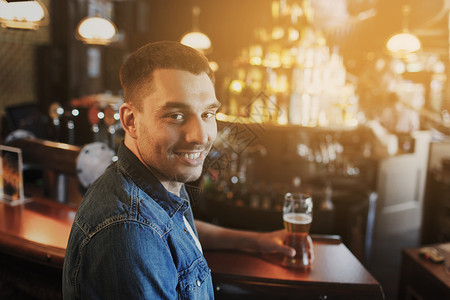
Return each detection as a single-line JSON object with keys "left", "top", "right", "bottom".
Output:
{"left": 248, "top": 182, "right": 262, "bottom": 210}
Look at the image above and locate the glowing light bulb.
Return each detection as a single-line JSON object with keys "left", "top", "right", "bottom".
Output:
{"left": 180, "top": 31, "right": 211, "bottom": 51}
{"left": 386, "top": 32, "right": 421, "bottom": 54}
{"left": 76, "top": 16, "right": 117, "bottom": 45}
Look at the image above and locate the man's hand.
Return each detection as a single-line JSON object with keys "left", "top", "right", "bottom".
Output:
{"left": 252, "top": 230, "right": 315, "bottom": 263}
{"left": 195, "top": 220, "right": 314, "bottom": 261}
{"left": 252, "top": 229, "right": 296, "bottom": 257}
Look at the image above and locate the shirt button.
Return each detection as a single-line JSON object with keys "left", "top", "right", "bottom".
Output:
{"left": 184, "top": 228, "right": 188, "bottom": 234}
{"left": 196, "top": 280, "right": 201, "bottom": 287}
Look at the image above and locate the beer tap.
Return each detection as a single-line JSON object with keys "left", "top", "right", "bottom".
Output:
{"left": 48, "top": 102, "right": 64, "bottom": 141}
{"left": 88, "top": 105, "right": 101, "bottom": 142}
{"left": 320, "top": 181, "right": 334, "bottom": 211}
{"left": 67, "top": 119, "right": 75, "bottom": 145}
{"left": 48, "top": 102, "right": 68, "bottom": 203}
{"left": 103, "top": 105, "right": 117, "bottom": 150}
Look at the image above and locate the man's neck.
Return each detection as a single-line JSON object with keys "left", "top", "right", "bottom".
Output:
{"left": 160, "top": 180, "right": 182, "bottom": 197}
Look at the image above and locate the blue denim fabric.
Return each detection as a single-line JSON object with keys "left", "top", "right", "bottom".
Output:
{"left": 63, "top": 143, "right": 214, "bottom": 299}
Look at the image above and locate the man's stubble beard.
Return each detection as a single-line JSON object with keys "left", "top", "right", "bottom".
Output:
{"left": 154, "top": 142, "right": 214, "bottom": 184}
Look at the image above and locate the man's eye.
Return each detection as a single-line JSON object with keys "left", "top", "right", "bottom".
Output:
{"left": 169, "top": 113, "right": 184, "bottom": 120}
{"left": 203, "top": 111, "right": 216, "bottom": 119}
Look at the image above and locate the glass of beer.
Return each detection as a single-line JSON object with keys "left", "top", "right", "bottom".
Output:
{"left": 282, "top": 192, "right": 313, "bottom": 270}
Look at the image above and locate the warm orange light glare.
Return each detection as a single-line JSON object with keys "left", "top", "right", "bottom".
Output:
{"left": 209, "top": 61, "right": 219, "bottom": 72}
{"left": 230, "top": 80, "right": 244, "bottom": 94}
{"left": 406, "top": 62, "right": 423, "bottom": 73}
{"left": 249, "top": 57, "right": 262, "bottom": 66}
{"left": 392, "top": 60, "right": 406, "bottom": 74}
{"left": 288, "top": 28, "right": 300, "bottom": 41}
{"left": 272, "top": 26, "right": 285, "bottom": 40}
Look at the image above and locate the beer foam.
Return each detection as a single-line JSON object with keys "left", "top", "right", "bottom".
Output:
{"left": 283, "top": 213, "right": 312, "bottom": 224}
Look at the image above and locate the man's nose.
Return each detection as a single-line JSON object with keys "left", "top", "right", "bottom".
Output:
{"left": 184, "top": 116, "right": 208, "bottom": 145}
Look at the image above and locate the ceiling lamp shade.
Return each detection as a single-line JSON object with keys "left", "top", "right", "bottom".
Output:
{"left": 76, "top": 16, "right": 118, "bottom": 45}
{"left": 0, "top": 0, "right": 49, "bottom": 30}
{"left": 180, "top": 5, "right": 211, "bottom": 53}
{"left": 386, "top": 32, "right": 421, "bottom": 54}
{"left": 386, "top": 4, "right": 421, "bottom": 56}
{"left": 180, "top": 31, "right": 211, "bottom": 51}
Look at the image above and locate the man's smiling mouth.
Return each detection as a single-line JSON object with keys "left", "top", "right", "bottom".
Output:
{"left": 182, "top": 152, "right": 201, "bottom": 160}
{"left": 175, "top": 151, "right": 202, "bottom": 161}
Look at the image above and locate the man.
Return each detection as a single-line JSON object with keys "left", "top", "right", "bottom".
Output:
{"left": 63, "top": 41, "right": 296, "bottom": 299}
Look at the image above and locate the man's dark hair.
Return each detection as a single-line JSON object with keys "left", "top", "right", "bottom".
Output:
{"left": 120, "top": 41, "right": 215, "bottom": 110}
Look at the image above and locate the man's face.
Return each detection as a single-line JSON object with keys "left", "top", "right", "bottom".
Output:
{"left": 134, "top": 69, "right": 220, "bottom": 183}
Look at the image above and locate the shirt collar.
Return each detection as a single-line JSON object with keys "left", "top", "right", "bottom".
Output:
{"left": 116, "top": 142, "right": 188, "bottom": 218}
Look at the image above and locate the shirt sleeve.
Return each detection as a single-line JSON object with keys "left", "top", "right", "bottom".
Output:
{"left": 76, "top": 221, "right": 177, "bottom": 300}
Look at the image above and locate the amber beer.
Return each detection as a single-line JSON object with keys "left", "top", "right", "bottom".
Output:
{"left": 283, "top": 213, "right": 312, "bottom": 234}
{"left": 282, "top": 193, "right": 313, "bottom": 270}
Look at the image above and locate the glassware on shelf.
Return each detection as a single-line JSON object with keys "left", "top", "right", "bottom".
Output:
{"left": 221, "top": 1, "right": 359, "bottom": 128}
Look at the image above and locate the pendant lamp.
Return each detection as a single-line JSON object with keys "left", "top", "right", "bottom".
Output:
{"left": 386, "top": 4, "right": 421, "bottom": 56}
{"left": 180, "top": 5, "right": 211, "bottom": 52}
{"left": 76, "top": 15, "right": 117, "bottom": 45}
{"left": 75, "top": 0, "right": 118, "bottom": 45}
{"left": 0, "top": 0, "right": 49, "bottom": 30}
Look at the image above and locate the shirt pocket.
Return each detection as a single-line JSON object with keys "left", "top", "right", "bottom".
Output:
{"left": 177, "top": 256, "right": 213, "bottom": 299}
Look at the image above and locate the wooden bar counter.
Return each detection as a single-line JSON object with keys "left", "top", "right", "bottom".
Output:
{"left": 0, "top": 197, "right": 75, "bottom": 299}
{"left": 205, "top": 239, "right": 384, "bottom": 299}
{"left": 0, "top": 197, "right": 75, "bottom": 267}
{"left": 0, "top": 197, "right": 384, "bottom": 299}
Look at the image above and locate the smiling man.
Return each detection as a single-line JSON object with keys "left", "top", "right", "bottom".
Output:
{"left": 63, "top": 41, "right": 295, "bottom": 299}
{"left": 126, "top": 68, "right": 220, "bottom": 187}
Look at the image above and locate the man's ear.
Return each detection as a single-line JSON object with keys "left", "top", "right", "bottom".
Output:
{"left": 119, "top": 103, "right": 138, "bottom": 139}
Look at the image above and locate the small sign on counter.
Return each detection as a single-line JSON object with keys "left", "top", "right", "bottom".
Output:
{"left": 0, "top": 145, "right": 26, "bottom": 205}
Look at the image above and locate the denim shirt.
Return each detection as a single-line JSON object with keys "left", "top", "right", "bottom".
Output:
{"left": 62, "top": 143, "right": 214, "bottom": 299}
